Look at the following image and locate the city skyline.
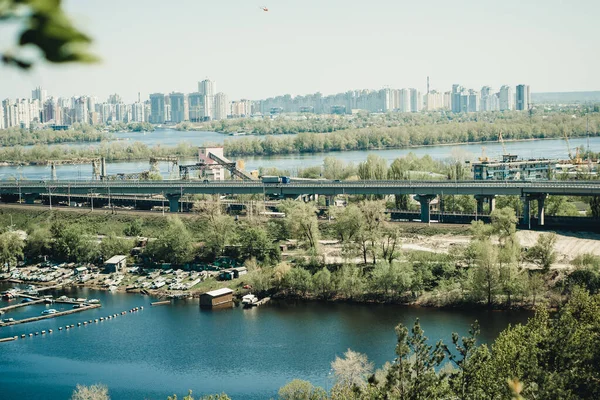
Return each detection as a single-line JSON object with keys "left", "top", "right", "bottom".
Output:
{"left": 0, "top": 0, "right": 598, "bottom": 102}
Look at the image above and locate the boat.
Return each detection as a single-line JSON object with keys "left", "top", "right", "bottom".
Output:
{"left": 86, "top": 299, "right": 100, "bottom": 304}
{"left": 72, "top": 303, "right": 87, "bottom": 309}
{"left": 241, "top": 294, "right": 259, "bottom": 307}
{"left": 2, "top": 318, "right": 15, "bottom": 323}
{"left": 41, "top": 309, "right": 57, "bottom": 315}
{"left": 108, "top": 286, "right": 118, "bottom": 292}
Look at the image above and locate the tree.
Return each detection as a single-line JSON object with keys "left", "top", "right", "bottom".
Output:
{"left": 281, "top": 201, "right": 320, "bottom": 253}
{"left": 470, "top": 240, "right": 500, "bottom": 307}
{"left": 1, "top": 0, "right": 98, "bottom": 70}
{"left": 282, "top": 267, "right": 312, "bottom": 296}
{"left": 99, "top": 233, "right": 133, "bottom": 261}
{"left": 70, "top": 384, "right": 110, "bottom": 400}
{"left": 357, "top": 154, "right": 388, "bottom": 180}
{"left": 24, "top": 227, "right": 50, "bottom": 261}
{"left": 278, "top": 379, "right": 327, "bottom": 400}
{"left": 123, "top": 219, "right": 143, "bottom": 237}
{"left": 51, "top": 223, "right": 96, "bottom": 263}
{"left": 380, "top": 224, "right": 402, "bottom": 263}
{"left": 332, "top": 264, "right": 365, "bottom": 300}
{"left": 145, "top": 217, "right": 193, "bottom": 265}
{"left": 490, "top": 207, "right": 518, "bottom": 244}
{"left": 527, "top": 233, "right": 557, "bottom": 272}
{"left": 239, "top": 225, "right": 279, "bottom": 265}
{"left": 0, "top": 231, "right": 24, "bottom": 272}
{"left": 356, "top": 201, "right": 385, "bottom": 264}
{"left": 195, "top": 201, "right": 236, "bottom": 260}
{"left": 331, "top": 204, "right": 362, "bottom": 243}
{"left": 312, "top": 267, "right": 332, "bottom": 299}
{"left": 331, "top": 349, "right": 374, "bottom": 390}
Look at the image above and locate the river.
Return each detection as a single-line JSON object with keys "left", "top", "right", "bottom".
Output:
{"left": 1, "top": 128, "right": 599, "bottom": 180}
{"left": 0, "top": 283, "right": 531, "bottom": 399}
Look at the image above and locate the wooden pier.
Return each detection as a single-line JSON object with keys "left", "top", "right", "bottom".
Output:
{"left": 0, "top": 299, "right": 46, "bottom": 313}
{"left": 0, "top": 304, "right": 101, "bottom": 327}
{"left": 151, "top": 300, "right": 171, "bottom": 306}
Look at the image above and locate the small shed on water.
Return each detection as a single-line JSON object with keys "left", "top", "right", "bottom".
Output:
{"left": 200, "top": 288, "right": 233, "bottom": 309}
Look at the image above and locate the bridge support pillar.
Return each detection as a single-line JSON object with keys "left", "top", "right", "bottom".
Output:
{"left": 537, "top": 194, "right": 547, "bottom": 226}
{"left": 475, "top": 195, "right": 496, "bottom": 215}
{"left": 415, "top": 194, "right": 436, "bottom": 223}
{"left": 325, "top": 196, "right": 334, "bottom": 207}
{"left": 522, "top": 196, "right": 531, "bottom": 227}
{"left": 166, "top": 194, "right": 181, "bottom": 213}
{"left": 23, "top": 193, "right": 39, "bottom": 205}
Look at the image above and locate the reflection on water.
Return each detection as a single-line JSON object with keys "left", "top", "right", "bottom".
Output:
{"left": 0, "top": 283, "right": 532, "bottom": 399}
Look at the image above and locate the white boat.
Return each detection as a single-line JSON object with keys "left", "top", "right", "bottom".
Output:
{"left": 242, "top": 294, "right": 259, "bottom": 307}
{"left": 41, "top": 309, "right": 57, "bottom": 315}
{"left": 87, "top": 299, "right": 100, "bottom": 304}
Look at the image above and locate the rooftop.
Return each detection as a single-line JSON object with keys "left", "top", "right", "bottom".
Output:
{"left": 204, "top": 288, "right": 233, "bottom": 297}
{"left": 104, "top": 255, "right": 127, "bottom": 264}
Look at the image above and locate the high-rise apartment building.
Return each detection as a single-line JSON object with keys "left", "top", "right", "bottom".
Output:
{"left": 468, "top": 90, "right": 480, "bottom": 112}
{"left": 399, "top": 89, "right": 411, "bottom": 112}
{"left": 424, "top": 90, "right": 444, "bottom": 111}
{"left": 169, "top": 92, "right": 188, "bottom": 123}
{"left": 131, "top": 102, "right": 145, "bottom": 122}
{"left": 198, "top": 79, "right": 215, "bottom": 120}
{"left": 410, "top": 88, "right": 421, "bottom": 112}
{"left": 0, "top": 104, "right": 4, "bottom": 129}
{"left": 451, "top": 84, "right": 463, "bottom": 113}
{"left": 515, "top": 84, "right": 530, "bottom": 111}
{"left": 74, "top": 97, "right": 89, "bottom": 124}
{"left": 149, "top": 93, "right": 166, "bottom": 124}
{"left": 188, "top": 92, "right": 205, "bottom": 122}
{"left": 31, "top": 86, "right": 47, "bottom": 104}
{"left": 214, "top": 92, "right": 229, "bottom": 120}
{"left": 499, "top": 85, "right": 513, "bottom": 111}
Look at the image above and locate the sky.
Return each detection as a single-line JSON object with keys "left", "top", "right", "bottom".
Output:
{"left": 0, "top": 0, "right": 598, "bottom": 103}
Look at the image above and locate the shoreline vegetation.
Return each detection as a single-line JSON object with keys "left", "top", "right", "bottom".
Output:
{"left": 0, "top": 202, "right": 597, "bottom": 312}
{"left": 69, "top": 290, "right": 600, "bottom": 400}
{"left": 0, "top": 109, "right": 598, "bottom": 164}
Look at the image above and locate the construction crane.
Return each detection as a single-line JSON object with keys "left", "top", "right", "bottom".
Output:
{"left": 498, "top": 130, "right": 507, "bottom": 156}
{"left": 563, "top": 127, "right": 582, "bottom": 164}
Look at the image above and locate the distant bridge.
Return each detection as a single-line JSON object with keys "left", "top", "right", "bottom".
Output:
{"left": 1, "top": 179, "right": 599, "bottom": 225}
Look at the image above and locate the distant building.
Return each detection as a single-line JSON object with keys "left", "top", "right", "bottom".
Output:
{"left": 169, "top": 92, "right": 188, "bottom": 123}
{"left": 468, "top": 90, "right": 480, "bottom": 112}
{"left": 131, "top": 102, "right": 145, "bottom": 122}
{"left": 516, "top": 84, "right": 531, "bottom": 111}
{"left": 31, "top": 86, "right": 47, "bottom": 104}
{"left": 198, "top": 146, "right": 227, "bottom": 181}
{"left": 410, "top": 88, "right": 421, "bottom": 112}
{"left": 499, "top": 85, "right": 513, "bottom": 111}
{"left": 213, "top": 92, "right": 228, "bottom": 120}
{"left": 150, "top": 93, "right": 165, "bottom": 124}
{"left": 471, "top": 154, "right": 555, "bottom": 181}
{"left": 188, "top": 92, "right": 205, "bottom": 122}
{"left": 399, "top": 88, "right": 411, "bottom": 112}
{"left": 104, "top": 255, "right": 127, "bottom": 273}
{"left": 198, "top": 79, "right": 215, "bottom": 120}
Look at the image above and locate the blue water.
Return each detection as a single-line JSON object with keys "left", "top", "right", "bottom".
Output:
{"left": 1, "top": 135, "right": 599, "bottom": 181}
{"left": 0, "top": 284, "right": 532, "bottom": 399}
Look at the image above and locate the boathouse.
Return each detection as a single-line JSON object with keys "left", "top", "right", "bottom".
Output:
{"left": 104, "top": 255, "right": 127, "bottom": 273}
{"left": 199, "top": 288, "right": 233, "bottom": 309}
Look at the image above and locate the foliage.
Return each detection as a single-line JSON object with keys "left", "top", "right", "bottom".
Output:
{"left": 1, "top": 0, "right": 98, "bottom": 69}
{"left": 24, "top": 227, "right": 51, "bottom": 260}
{"left": 99, "top": 233, "right": 133, "bottom": 261}
{"left": 51, "top": 222, "right": 96, "bottom": 262}
{"left": 0, "top": 231, "right": 24, "bottom": 272}
{"left": 281, "top": 201, "right": 320, "bottom": 253}
{"left": 144, "top": 217, "right": 193, "bottom": 265}
{"left": 167, "top": 391, "right": 230, "bottom": 400}
{"left": 70, "top": 384, "right": 110, "bottom": 400}
{"left": 330, "top": 349, "right": 373, "bottom": 390}
{"left": 527, "top": 233, "right": 558, "bottom": 272}
{"left": 239, "top": 224, "right": 280, "bottom": 265}
{"left": 123, "top": 219, "right": 143, "bottom": 237}
{"left": 278, "top": 379, "right": 327, "bottom": 400}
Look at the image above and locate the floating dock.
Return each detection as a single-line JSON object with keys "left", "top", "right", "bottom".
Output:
{"left": 0, "top": 304, "right": 101, "bottom": 327}
{"left": 0, "top": 299, "right": 45, "bottom": 313}
{"left": 151, "top": 300, "right": 171, "bottom": 306}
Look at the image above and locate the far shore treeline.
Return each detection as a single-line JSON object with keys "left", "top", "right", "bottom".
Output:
{"left": 0, "top": 109, "right": 598, "bottom": 163}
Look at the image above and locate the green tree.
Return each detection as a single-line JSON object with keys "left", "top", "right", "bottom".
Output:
{"left": 24, "top": 227, "right": 51, "bottom": 261}
{"left": 145, "top": 217, "right": 193, "bottom": 265}
{"left": 278, "top": 379, "right": 327, "bottom": 400}
{"left": 282, "top": 267, "right": 312, "bottom": 296}
{"left": 357, "top": 154, "right": 387, "bottom": 180}
{"left": 0, "top": 231, "right": 24, "bottom": 272}
{"left": 239, "top": 225, "right": 279, "bottom": 265}
{"left": 123, "top": 219, "right": 143, "bottom": 237}
{"left": 469, "top": 240, "right": 500, "bottom": 307}
{"left": 281, "top": 201, "right": 320, "bottom": 253}
{"left": 312, "top": 267, "right": 332, "bottom": 299}
{"left": 331, "top": 204, "right": 362, "bottom": 243}
{"left": 51, "top": 223, "right": 96, "bottom": 262}
{"left": 356, "top": 201, "right": 385, "bottom": 264}
{"left": 99, "top": 233, "right": 133, "bottom": 261}
{"left": 526, "top": 233, "right": 557, "bottom": 272}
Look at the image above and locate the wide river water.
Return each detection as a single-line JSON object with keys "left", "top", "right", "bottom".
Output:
{"left": 1, "top": 128, "right": 599, "bottom": 180}
{"left": 0, "top": 283, "right": 532, "bottom": 399}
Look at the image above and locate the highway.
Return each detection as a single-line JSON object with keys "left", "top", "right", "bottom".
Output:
{"left": 0, "top": 179, "right": 600, "bottom": 197}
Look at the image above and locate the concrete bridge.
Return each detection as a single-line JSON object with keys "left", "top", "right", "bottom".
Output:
{"left": 1, "top": 179, "right": 599, "bottom": 225}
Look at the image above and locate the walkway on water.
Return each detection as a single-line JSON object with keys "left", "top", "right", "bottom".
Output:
{"left": 0, "top": 299, "right": 45, "bottom": 313}
{"left": 0, "top": 304, "right": 101, "bottom": 327}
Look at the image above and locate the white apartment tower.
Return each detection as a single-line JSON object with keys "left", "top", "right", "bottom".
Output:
{"left": 198, "top": 79, "right": 215, "bottom": 120}
{"left": 499, "top": 85, "right": 513, "bottom": 111}
{"left": 214, "top": 92, "right": 229, "bottom": 120}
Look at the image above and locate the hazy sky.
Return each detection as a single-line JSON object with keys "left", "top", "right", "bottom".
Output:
{"left": 0, "top": 0, "right": 598, "bottom": 102}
